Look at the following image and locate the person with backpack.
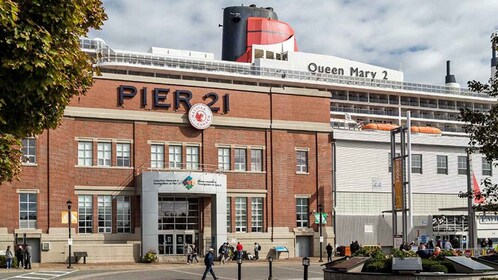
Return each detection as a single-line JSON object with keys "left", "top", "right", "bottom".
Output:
{"left": 254, "top": 242, "right": 261, "bottom": 260}
{"left": 202, "top": 248, "right": 218, "bottom": 280}
{"left": 218, "top": 243, "right": 226, "bottom": 265}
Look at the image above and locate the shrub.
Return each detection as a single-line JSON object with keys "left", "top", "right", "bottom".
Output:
{"left": 143, "top": 250, "right": 157, "bottom": 263}
{"left": 363, "top": 258, "right": 391, "bottom": 273}
{"left": 391, "top": 248, "right": 416, "bottom": 258}
{"left": 354, "top": 247, "right": 386, "bottom": 260}
{"left": 428, "top": 264, "right": 448, "bottom": 273}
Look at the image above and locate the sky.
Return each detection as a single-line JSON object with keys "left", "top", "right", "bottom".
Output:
{"left": 89, "top": 0, "right": 498, "bottom": 86}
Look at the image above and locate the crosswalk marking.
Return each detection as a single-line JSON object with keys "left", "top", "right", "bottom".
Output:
{"left": 4, "top": 270, "right": 75, "bottom": 280}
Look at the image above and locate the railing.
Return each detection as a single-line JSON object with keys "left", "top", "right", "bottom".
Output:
{"left": 80, "top": 38, "right": 492, "bottom": 98}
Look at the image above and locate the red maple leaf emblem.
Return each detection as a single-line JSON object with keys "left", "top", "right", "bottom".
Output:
{"left": 195, "top": 112, "right": 204, "bottom": 122}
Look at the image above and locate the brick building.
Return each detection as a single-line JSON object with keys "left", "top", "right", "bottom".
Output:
{"left": 0, "top": 34, "right": 334, "bottom": 262}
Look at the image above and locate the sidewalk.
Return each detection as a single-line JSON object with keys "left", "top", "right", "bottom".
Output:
{"left": 0, "top": 257, "right": 327, "bottom": 272}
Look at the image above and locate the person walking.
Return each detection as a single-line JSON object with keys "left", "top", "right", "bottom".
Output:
{"left": 326, "top": 243, "right": 333, "bottom": 262}
{"left": 5, "top": 246, "right": 13, "bottom": 269}
{"left": 236, "top": 242, "right": 243, "bottom": 260}
{"left": 201, "top": 248, "right": 218, "bottom": 280}
{"left": 15, "top": 245, "right": 23, "bottom": 269}
{"left": 186, "top": 244, "right": 193, "bottom": 264}
{"left": 254, "top": 242, "right": 261, "bottom": 260}
{"left": 218, "top": 243, "right": 226, "bottom": 265}
{"left": 191, "top": 245, "right": 199, "bottom": 263}
{"left": 24, "top": 244, "right": 32, "bottom": 269}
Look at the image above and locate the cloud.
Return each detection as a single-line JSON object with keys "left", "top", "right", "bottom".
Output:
{"left": 90, "top": 0, "right": 498, "bottom": 85}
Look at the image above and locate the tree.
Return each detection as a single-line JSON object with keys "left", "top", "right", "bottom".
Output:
{"left": 0, "top": 0, "right": 106, "bottom": 183}
{"left": 459, "top": 36, "right": 498, "bottom": 207}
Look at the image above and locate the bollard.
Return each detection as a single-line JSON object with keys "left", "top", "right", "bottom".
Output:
{"left": 302, "top": 257, "right": 310, "bottom": 280}
{"left": 237, "top": 257, "right": 242, "bottom": 280}
{"left": 268, "top": 256, "right": 273, "bottom": 280}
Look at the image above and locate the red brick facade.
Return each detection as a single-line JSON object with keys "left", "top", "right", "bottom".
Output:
{"left": 1, "top": 74, "right": 333, "bottom": 262}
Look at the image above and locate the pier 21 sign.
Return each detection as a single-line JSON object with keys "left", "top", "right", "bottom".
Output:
{"left": 117, "top": 85, "right": 230, "bottom": 113}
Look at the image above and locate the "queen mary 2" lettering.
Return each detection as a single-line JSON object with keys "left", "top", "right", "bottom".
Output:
{"left": 307, "top": 62, "right": 388, "bottom": 80}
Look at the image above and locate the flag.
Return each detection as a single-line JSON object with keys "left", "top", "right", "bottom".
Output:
{"left": 473, "top": 172, "right": 485, "bottom": 204}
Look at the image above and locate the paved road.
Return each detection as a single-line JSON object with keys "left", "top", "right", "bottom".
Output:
{"left": 0, "top": 259, "right": 325, "bottom": 280}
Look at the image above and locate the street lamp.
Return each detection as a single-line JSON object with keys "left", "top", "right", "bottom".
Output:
{"left": 302, "top": 257, "right": 310, "bottom": 280}
{"left": 67, "top": 200, "right": 72, "bottom": 269}
{"left": 237, "top": 257, "right": 242, "bottom": 280}
{"left": 318, "top": 204, "right": 323, "bottom": 262}
{"left": 268, "top": 256, "right": 273, "bottom": 280}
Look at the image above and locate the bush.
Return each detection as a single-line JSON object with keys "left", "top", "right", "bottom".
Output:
{"left": 143, "top": 250, "right": 157, "bottom": 263}
{"left": 363, "top": 258, "right": 392, "bottom": 273}
{"left": 354, "top": 247, "right": 386, "bottom": 260}
{"left": 0, "top": 255, "right": 18, "bottom": 268}
{"left": 391, "top": 248, "right": 416, "bottom": 258}
{"left": 422, "top": 259, "right": 446, "bottom": 272}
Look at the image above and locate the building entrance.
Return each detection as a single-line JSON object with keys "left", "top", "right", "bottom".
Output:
{"left": 157, "top": 196, "right": 200, "bottom": 256}
{"left": 158, "top": 232, "right": 199, "bottom": 255}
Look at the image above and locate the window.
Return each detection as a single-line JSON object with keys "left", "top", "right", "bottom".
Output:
{"left": 151, "top": 144, "right": 164, "bottom": 169}
{"left": 117, "top": 196, "right": 131, "bottom": 233}
{"left": 251, "top": 149, "right": 263, "bottom": 171}
{"left": 458, "top": 156, "right": 467, "bottom": 175}
{"left": 169, "top": 145, "right": 182, "bottom": 169}
{"left": 21, "top": 138, "right": 36, "bottom": 164}
{"left": 78, "top": 195, "right": 93, "bottom": 233}
{"left": 483, "top": 158, "right": 493, "bottom": 176}
{"left": 235, "top": 197, "right": 247, "bottom": 232}
{"left": 388, "top": 152, "right": 400, "bottom": 172}
{"left": 412, "top": 154, "right": 422, "bottom": 174}
{"left": 98, "top": 195, "right": 112, "bottom": 233}
{"left": 227, "top": 198, "right": 231, "bottom": 233}
{"left": 296, "top": 150, "right": 308, "bottom": 173}
{"left": 296, "top": 198, "right": 309, "bottom": 228}
{"left": 19, "top": 193, "right": 37, "bottom": 229}
{"left": 97, "top": 142, "right": 111, "bottom": 166}
{"left": 116, "top": 143, "right": 131, "bottom": 167}
{"left": 437, "top": 155, "right": 448, "bottom": 175}
{"left": 186, "top": 146, "right": 199, "bottom": 170}
{"left": 218, "top": 147, "right": 230, "bottom": 171}
{"left": 235, "top": 148, "right": 246, "bottom": 171}
{"left": 251, "top": 198, "right": 263, "bottom": 232}
{"left": 78, "top": 141, "right": 92, "bottom": 166}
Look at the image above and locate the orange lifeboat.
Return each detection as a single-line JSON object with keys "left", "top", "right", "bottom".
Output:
{"left": 411, "top": 126, "right": 441, "bottom": 134}
{"left": 361, "top": 123, "right": 398, "bottom": 131}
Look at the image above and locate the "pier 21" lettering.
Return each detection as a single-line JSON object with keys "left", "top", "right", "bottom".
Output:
{"left": 117, "top": 85, "right": 230, "bottom": 113}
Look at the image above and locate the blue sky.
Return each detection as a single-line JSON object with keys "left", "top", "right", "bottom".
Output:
{"left": 89, "top": 0, "right": 498, "bottom": 86}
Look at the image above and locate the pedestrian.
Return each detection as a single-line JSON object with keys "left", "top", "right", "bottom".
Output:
{"left": 186, "top": 244, "right": 193, "bottom": 264}
{"left": 218, "top": 243, "right": 226, "bottom": 265}
{"left": 488, "top": 238, "right": 494, "bottom": 249}
{"left": 254, "top": 242, "right": 261, "bottom": 260}
{"left": 24, "top": 244, "right": 32, "bottom": 269}
{"left": 5, "top": 245, "right": 13, "bottom": 269}
{"left": 15, "top": 245, "right": 23, "bottom": 269}
{"left": 481, "top": 239, "right": 487, "bottom": 249}
{"left": 191, "top": 244, "right": 199, "bottom": 263}
{"left": 236, "top": 242, "right": 243, "bottom": 260}
{"left": 201, "top": 248, "right": 218, "bottom": 280}
{"left": 326, "top": 243, "right": 333, "bottom": 262}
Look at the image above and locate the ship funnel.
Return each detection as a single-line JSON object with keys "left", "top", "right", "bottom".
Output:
{"left": 445, "top": 60, "right": 460, "bottom": 88}
{"left": 491, "top": 31, "right": 498, "bottom": 79}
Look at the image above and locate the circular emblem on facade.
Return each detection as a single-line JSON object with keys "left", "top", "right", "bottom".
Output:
{"left": 188, "top": 103, "right": 213, "bottom": 130}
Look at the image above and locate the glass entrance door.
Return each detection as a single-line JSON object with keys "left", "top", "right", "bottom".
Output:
{"left": 159, "top": 233, "right": 195, "bottom": 256}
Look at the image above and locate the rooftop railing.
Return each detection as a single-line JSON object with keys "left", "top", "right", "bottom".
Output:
{"left": 81, "top": 38, "right": 491, "bottom": 99}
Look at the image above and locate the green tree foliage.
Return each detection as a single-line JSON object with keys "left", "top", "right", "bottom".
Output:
{"left": 458, "top": 37, "right": 498, "bottom": 206}
{"left": 0, "top": 0, "right": 106, "bottom": 183}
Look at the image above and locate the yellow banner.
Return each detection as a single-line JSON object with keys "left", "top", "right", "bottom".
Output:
{"left": 394, "top": 158, "right": 403, "bottom": 210}
{"left": 61, "top": 211, "right": 78, "bottom": 224}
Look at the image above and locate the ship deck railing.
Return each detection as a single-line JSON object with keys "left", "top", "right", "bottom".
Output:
{"left": 80, "top": 38, "right": 490, "bottom": 99}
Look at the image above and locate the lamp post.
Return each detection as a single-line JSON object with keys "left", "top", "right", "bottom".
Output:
{"left": 67, "top": 200, "right": 72, "bottom": 269}
{"left": 268, "top": 256, "right": 273, "bottom": 280}
{"left": 318, "top": 204, "right": 323, "bottom": 262}
{"left": 237, "top": 257, "right": 242, "bottom": 280}
{"left": 302, "top": 257, "right": 310, "bottom": 280}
